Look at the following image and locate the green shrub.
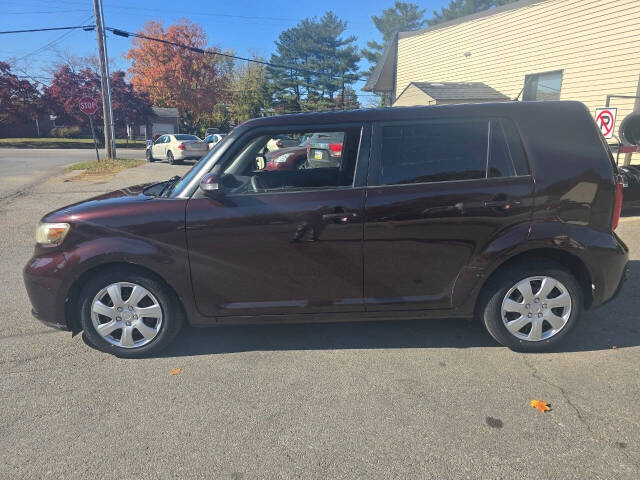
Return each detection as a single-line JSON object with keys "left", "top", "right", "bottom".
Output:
{"left": 50, "top": 126, "right": 83, "bottom": 138}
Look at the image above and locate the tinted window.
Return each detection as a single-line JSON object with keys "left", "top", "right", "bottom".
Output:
{"left": 501, "top": 119, "right": 529, "bottom": 175}
{"left": 380, "top": 120, "right": 488, "bottom": 185}
{"left": 175, "top": 134, "right": 200, "bottom": 141}
{"left": 488, "top": 120, "right": 515, "bottom": 178}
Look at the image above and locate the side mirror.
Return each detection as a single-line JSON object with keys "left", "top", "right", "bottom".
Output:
{"left": 199, "top": 172, "right": 223, "bottom": 197}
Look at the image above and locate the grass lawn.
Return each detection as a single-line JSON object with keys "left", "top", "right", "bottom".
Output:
{"left": 0, "top": 137, "right": 146, "bottom": 149}
{"left": 67, "top": 158, "right": 145, "bottom": 177}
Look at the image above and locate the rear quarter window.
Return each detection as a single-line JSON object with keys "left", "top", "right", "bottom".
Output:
{"left": 379, "top": 117, "right": 529, "bottom": 185}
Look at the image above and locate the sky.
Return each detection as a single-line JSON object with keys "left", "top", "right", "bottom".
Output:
{"left": 1, "top": 0, "right": 449, "bottom": 104}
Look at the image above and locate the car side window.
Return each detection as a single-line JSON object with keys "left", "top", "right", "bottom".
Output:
{"left": 218, "top": 127, "right": 362, "bottom": 195}
{"left": 380, "top": 120, "right": 488, "bottom": 185}
{"left": 165, "top": 136, "right": 172, "bottom": 143}
{"left": 379, "top": 118, "right": 529, "bottom": 185}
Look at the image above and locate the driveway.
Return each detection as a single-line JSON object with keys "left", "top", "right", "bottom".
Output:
{"left": 0, "top": 163, "right": 639, "bottom": 479}
{"left": 0, "top": 148, "right": 146, "bottom": 201}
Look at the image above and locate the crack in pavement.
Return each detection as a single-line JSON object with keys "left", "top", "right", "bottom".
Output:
{"left": 521, "top": 355, "right": 639, "bottom": 473}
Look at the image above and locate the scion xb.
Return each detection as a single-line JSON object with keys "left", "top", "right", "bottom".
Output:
{"left": 24, "top": 101, "right": 628, "bottom": 357}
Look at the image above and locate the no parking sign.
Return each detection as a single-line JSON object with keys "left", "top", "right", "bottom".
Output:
{"left": 595, "top": 107, "right": 617, "bottom": 139}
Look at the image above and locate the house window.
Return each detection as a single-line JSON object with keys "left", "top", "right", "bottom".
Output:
{"left": 523, "top": 70, "right": 563, "bottom": 101}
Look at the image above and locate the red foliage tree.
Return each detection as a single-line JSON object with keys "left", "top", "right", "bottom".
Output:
{"left": 0, "top": 62, "right": 42, "bottom": 127}
{"left": 126, "top": 19, "right": 232, "bottom": 132}
{"left": 42, "top": 65, "right": 153, "bottom": 130}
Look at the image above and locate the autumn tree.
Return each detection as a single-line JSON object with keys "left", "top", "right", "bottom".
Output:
{"left": 126, "top": 20, "right": 233, "bottom": 133}
{"left": 428, "top": 0, "right": 519, "bottom": 25}
{"left": 42, "top": 65, "right": 153, "bottom": 134}
{"left": 268, "top": 12, "right": 360, "bottom": 113}
{"left": 0, "top": 61, "right": 42, "bottom": 127}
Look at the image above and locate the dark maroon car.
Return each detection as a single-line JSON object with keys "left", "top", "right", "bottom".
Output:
{"left": 24, "top": 102, "right": 628, "bottom": 357}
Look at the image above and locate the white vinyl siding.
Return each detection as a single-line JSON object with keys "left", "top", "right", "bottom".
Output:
{"left": 394, "top": 0, "right": 640, "bottom": 156}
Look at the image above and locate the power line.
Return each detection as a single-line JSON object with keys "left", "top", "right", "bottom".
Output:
{"left": 16, "top": 14, "right": 95, "bottom": 61}
{"left": 0, "top": 25, "right": 94, "bottom": 35}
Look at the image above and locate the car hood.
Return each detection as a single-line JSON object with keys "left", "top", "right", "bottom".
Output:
{"left": 42, "top": 182, "right": 161, "bottom": 223}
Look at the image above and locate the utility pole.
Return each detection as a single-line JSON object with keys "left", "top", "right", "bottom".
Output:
{"left": 93, "top": 0, "right": 116, "bottom": 159}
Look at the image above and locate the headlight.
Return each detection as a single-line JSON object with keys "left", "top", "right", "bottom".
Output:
{"left": 274, "top": 153, "right": 294, "bottom": 163}
{"left": 36, "top": 223, "right": 70, "bottom": 245}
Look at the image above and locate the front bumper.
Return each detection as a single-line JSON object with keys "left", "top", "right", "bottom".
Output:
{"left": 23, "top": 250, "right": 71, "bottom": 331}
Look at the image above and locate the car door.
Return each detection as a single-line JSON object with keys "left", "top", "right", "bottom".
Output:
{"left": 185, "top": 123, "right": 371, "bottom": 318}
{"left": 152, "top": 135, "right": 166, "bottom": 158}
{"left": 363, "top": 118, "right": 534, "bottom": 311}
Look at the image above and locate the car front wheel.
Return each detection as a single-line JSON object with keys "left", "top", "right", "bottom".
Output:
{"left": 478, "top": 260, "right": 583, "bottom": 352}
{"left": 79, "top": 267, "right": 183, "bottom": 357}
{"left": 146, "top": 149, "right": 155, "bottom": 162}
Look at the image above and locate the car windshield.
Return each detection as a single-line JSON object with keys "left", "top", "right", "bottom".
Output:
{"left": 175, "top": 134, "right": 200, "bottom": 141}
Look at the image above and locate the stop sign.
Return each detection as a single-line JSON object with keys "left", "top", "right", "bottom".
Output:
{"left": 79, "top": 97, "right": 99, "bottom": 115}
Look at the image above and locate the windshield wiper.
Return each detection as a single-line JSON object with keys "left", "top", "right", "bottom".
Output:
{"left": 159, "top": 175, "right": 181, "bottom": 197}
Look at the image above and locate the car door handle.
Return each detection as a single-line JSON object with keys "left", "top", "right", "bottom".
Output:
{"left": 484, "top": 200, "right": 521, "bottom": 209}
{"left": 322, "top": 212, "right": 359, "bottom": 223}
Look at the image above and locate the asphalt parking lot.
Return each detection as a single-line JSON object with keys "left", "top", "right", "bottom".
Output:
{"left": 1, "top": 152, "right": 639, "bottom": 479}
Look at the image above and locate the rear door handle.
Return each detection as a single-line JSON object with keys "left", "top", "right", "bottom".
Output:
{"left": 484, "top": 200, "right": 521, "bottom": 209}
{"left": 322, "top": 212, "right": 359, "bottom": 223}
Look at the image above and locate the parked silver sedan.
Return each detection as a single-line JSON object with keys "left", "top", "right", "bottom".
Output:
{"left": 147, "top": 134, "right": 208, "bottom": 164}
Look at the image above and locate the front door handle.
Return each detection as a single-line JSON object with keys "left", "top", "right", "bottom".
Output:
{"left": 322, "top": 212, "right": 359, "bottom": 223}
{"left": 484, "top": 200, "right": 521, "bottom": 209}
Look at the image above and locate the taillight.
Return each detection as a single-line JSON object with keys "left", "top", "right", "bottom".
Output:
{"left": 612, "top": 176, "right": 624, "bottom": 230}
{"left": 328, "top": 142, "right": 343, "bottom": 157}
{"left": 177, "top": 142, "right": 186, "bottom": 150}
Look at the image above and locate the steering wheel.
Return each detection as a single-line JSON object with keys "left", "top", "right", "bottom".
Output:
{"left": 250, "top": 175, "right": 265, "bottom": 192}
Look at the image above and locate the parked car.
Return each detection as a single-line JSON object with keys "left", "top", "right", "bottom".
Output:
{"left": 263, "top": 134, "right": 311, "bottom": 171}
{"left": 305, "top": 131, "right": 344, "bottom": 168}
{"left": 619, "top": 165, "right": 640, "bottom": 211}
{"left": 146, "top": 134, "right": 208, "bottom": 164}
{"left": 204, "top": 133, "right": 226, "bottom": 150}
{"left": 266, "top": 134, "right": 301, "bottom": 152}
{"left": 24, "top": 101, "right": 628, "bottom": 357}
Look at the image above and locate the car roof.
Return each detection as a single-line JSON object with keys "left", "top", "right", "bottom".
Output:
{"left": 239, "top": 101, "right": 589, "bottom": 129}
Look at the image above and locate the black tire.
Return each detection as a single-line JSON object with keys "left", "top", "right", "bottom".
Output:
{"left": 477, "top": 260, "right": 583, "bottom": 352}
{"left": 79, "top": 266, "right": 183, "bottom": 358}
{"left": 146, "top": 149, "right": 155, "bottom": 162}
{"left": 167, "top": 150, "right": 180, "bottom": 165}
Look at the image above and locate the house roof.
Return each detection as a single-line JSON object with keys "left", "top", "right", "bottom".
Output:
{"left": 364, "top": 0, "right": 547, "bottom": 92}
{"left": 152, "top": 107, "right": 179, "bottom": 117}
{"left": 406, "top": 82, "right": 509, "bottom": 101}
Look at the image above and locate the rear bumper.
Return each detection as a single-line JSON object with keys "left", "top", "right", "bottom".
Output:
{"left": 589, "top": 232, "right": 629, "bottom": 308}
{"left": 174, "top": 151, "right": 206, "bottom": 160}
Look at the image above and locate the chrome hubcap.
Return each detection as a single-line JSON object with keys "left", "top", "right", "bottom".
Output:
{"left": 501, "top": 276, "right": 572, "bottom": 342}
{"left": 91, "top": 282, "right": 163, "bottom": 348}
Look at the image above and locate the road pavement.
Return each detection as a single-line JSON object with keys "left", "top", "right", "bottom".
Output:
{"left": 0, "top": 161, "right": 639, "bottom": 479}
{"left": 0, "top": 148, "right": 145, "bottom": 201}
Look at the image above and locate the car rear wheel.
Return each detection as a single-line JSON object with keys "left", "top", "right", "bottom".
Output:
{"left": 478, "top": 261, "right": 583, "bottom": 352}
{"left": 79, "top": 267, "right": 183, "bottom": 357}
